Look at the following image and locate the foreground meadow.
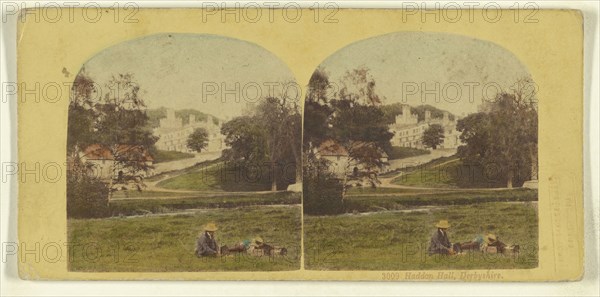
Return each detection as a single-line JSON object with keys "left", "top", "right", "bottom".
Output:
{"left": 304, "top": 202, "right": 538, "bottom": 270}
{"left": 68, "top": 205, "right": 301, "bottom": 272}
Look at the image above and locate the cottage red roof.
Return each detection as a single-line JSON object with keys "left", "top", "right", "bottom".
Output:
{"left": 318, "top": 140, "right": 388, "bottom": 159}
{"left": 317, "top": 140, "right": 349, "bottom": 157}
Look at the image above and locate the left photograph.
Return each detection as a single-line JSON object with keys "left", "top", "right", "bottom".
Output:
{"left": 66, "top": 34, "right": 302, "bottom": 272}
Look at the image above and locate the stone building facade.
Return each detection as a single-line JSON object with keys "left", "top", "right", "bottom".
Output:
{"left": 389, "top": 105, "right": 461, "bottom": 150}
{"left": 153, "top": 109, "right": 225, "bottom": 153}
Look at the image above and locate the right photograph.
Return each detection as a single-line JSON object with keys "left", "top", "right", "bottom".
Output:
{"left": 303, "top": 32, "right": 539, "bottom": 271}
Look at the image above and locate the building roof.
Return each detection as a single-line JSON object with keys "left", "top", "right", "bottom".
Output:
{"left": 317, "top": 139, "right": 349, "bottom": 157}
{"left": 317, "top": 140, "right": 388, "bottom": 158}
{"left": 82, "top": 144, "right": 154, "bottom": 162}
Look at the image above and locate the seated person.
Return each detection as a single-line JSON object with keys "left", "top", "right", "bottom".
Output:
{"left": 428, "top": 220, "right": 461, "bottom": 255}
{"left": 195, "top": 223, "right": 219, "bottom": 257}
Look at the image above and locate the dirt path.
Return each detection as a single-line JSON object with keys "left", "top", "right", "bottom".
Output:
{"left": 388, "top": 148, "right": 457, "bottom": 170}
{"left": 130, "top": 153, "right": 287, "bottom": 197}
{"left": 120, "top": 204, "right": 300, "bottom": 218}
{"left": 111, "top": 190, "right": 289, "bottom": 201}
{"left": 143, "top": 162, "right": 221, "bottom": 193}
{"left": 153, "top": 151, "right": 222, "bottom": 175}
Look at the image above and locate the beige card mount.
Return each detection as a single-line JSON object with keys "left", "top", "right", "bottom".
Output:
{"left": 16, "top": 8, "right": 583, "bottom": 281}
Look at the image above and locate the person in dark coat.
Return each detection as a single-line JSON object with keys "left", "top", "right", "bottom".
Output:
{"left": 195, "top": 223, "right": 219, "bottom": 257}
{"left": 428, "top": 220, "right": 460, "bottom": 255}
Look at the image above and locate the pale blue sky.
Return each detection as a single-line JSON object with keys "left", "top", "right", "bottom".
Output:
{"left": 79, "top": 33, "right": 296, "bottom": 119}
{"left": 318, "top": 32, "right": 532, "bottom": 116}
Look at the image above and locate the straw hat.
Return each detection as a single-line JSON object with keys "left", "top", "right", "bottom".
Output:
{"left": 204, "top": 222, "right": 218, "bottom": 232}
{"left": 254, "top": 236, "right": 264, "bottom": 244}
{"left": 485, "top": 233, "right": 497, "bottom": 243}
{"left": 435, "top": 220, "right": 450, "bottom": 229}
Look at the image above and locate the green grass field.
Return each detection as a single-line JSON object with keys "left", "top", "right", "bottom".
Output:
{"left": 156, "top": 162, "right": 272, "bottom": 192}
{"left": 304, "top": 202, "right": 538, "bottom": 270}
{"left": 68, "top": 205, "right": 301, "bottom": 272}
{"left": 387, "top": 146, "right": 430, "bottom": 160}
{"left": 391, "top": 156, "right": 506, "bottom": 188}
{"left": 152, "top": 150, "right": 195, "bottom": 163}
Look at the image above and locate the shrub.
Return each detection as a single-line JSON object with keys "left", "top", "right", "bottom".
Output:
{"left": 303, "top": 158, "right": 345, "bottom": 215}
{"left": 67, "top": 176, "right": 110, "bottom": 218}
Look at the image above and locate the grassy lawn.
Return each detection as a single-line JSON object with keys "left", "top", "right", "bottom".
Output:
{"left": 109, "top": 192, "right": 301, "bottom": 216}
{"left": 68, "top": 205, "right": 301, "bottom": 272}
{"left": 391, "top": 156, "right": 505, "bottom": 188}
{"left": 145, "top": 158, "right": 222, "bottom": 182}
{"left": 304, "top": 202, "right": 538, "bottom": 270}
{"left": 344, "top": 189, "right": 537, "bottom": 212}
{"left": 156, "top": 162, "right": 272, "bottom": 192}
{"left": 387, "top": 146, "right": 430, "bottom": 160}
{"left": 152, "top": 150, "right": 195, "bottom": 163}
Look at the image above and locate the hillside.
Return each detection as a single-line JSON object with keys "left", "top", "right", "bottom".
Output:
{"left": 391, "top": 156, "right": 508, "bottom": 188}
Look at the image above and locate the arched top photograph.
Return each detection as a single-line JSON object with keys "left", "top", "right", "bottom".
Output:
{"left": 303, "top": 31, "right": 539, "bottom": 271}
{"left": 65, "top": 33, "right": 302, "bottom": 272}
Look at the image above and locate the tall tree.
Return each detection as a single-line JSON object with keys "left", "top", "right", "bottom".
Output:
{"left": 337, "top": 67, "right": 382, "bottom": 106}
{"left": 304, "top": 69, "right": 334, "bottom": 151}
{"left": 221, "top": 115, "right": 268, "bottom": 162}
{"left": 67, "top": 73, "right": 158, "bottom": 201}
{"left": 304, "top": 67, "right": 393, "bottom": 204}
{"left": 422, "top": 124, "right": 445, "bottom": 149}
{"left": 186, "top": 128, "right": 209, "bottom": 152}
{"left": 221, "top": 95, "right": 301, "bottom": 191}
{"left": 67, "top": 70, "right": 98, "bottom": 155}
{"left": 255, "top": 96, "right": 301, "bottom": 191}
{"left": 457, "top": 80, "right": 538, "bottom": 188}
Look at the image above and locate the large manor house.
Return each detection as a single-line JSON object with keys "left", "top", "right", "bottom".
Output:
{"left": 153, "top": 109, "right": 225, "bottom": 153}
{"left": 389, "top": 105, "right": 461, "bottom": 150}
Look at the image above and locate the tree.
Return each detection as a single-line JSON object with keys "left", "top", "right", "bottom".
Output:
{"left": 220, "top": 95, "right": 301, "bottom": 191}
{"left": 186, "top": 128, "right": 209, "bottom": 152}
{"left": 68, "top": 70, "right": 101, "bottom": 155}
{"left": 221, "top": 116, "right": 268, "bottom": 162}
{"left": 329, "top": 99, "right": 393, "bottom": 152}
{"left": 457, "top": 80, "right": 538, "bottom": 188}
{"left": 67, "top": 72, "right": 158, "bottom": 203}
{"left": 422, "top": 124, "right": 445, "bottom": 149}
{"left": 255, "top": 97, "right": 301, "bottom": 191}
{"left": 303, "top": 67, "right": 393, "bottom": 208}
{"left": 337, "top": 67, "right": 382, "bottom": 106}
{"left": 304, "top": 69, "right": 334, "bottom": 152}
{"left": 307, "top": 67, "right": 333, "bottom": 103}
